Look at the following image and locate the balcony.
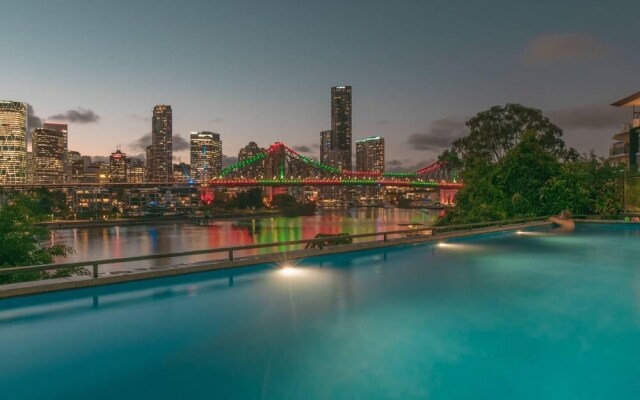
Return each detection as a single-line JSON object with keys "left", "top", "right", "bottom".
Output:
{"left": 613, "top": 119, "right": 640, "bottom": 141}
{"left": 610, "top": 142, "right": 629, "bottom": 157}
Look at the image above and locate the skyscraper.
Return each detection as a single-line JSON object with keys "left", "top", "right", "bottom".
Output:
{"left": 190, "top": 131, "right": 222, "bottom": 182}
{"left": 330, "top": 86, "right": 352, "bottom": 170}
{"left": 356, "top": 136, "right": 385, "bottom": 198}
{"left": 109, "top": 149, "right": 127, "bottom": 183}
{"left": 356, "top": 136, "right": 385, "bottom": 173}
{"left": 33, "top": 127, "right": 67, "bottom": 184}
{"left": 127, "top": 158, "right": 145, "bottom": 183}
{"left": 238, "top": 141, "right": 266, "bottom": 177}
{"left": 149, "top": 105, "right": 172, "bottom": 182}
{"left": 0, "top": 101, "right": 27, "bottom": 184}
{"left": 43, "top": 122, "right": 68, "bottom": 181}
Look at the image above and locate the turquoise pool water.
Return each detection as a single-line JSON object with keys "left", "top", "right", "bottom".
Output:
{"left": 1, "top": 224, "right": 640, "bottom": 399}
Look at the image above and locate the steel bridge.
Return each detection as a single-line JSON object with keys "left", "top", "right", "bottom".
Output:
{"left": 208, "top": 142, "right": 461, "bottom": 189}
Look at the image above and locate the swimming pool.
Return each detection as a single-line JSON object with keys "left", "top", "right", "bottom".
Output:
{"left": 1, "top": 224, "right": 639, "bottom": 399}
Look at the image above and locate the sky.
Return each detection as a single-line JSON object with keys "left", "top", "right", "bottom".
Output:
{"left": 1, "top": 0, "right": 638, "bottom": 170}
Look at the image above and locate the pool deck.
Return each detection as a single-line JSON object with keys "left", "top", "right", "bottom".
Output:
{"left": 0, "top": 221, "right": 551, "bottom": 299}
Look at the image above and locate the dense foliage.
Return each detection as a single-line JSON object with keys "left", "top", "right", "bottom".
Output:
{"left": 439, "top": 104, "right": 623, "bottom": 224}
{"left": 0, "top": 195, "right": 83, "bottom": 285}
{"left": 272, "top": 193, "right": 317, "bottom": 216}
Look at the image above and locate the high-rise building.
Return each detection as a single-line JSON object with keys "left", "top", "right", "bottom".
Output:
{"left": 190, "top": 131, "right": 222, "bottom": 181}
{"left": 32, "top": 127, "right": 67, "bottom": 184}
{"left": 68, "top": 151, "right": 84, "bottom": 183}
{"left": 0, "top": 101, "right": 27, "bottom": 184}
{"left": 43, "top": 122, "right": 68, "bottom": 180}
{"left": 149, "top": 105, "right": 172, "bottom": 182}
{"left": 330, "top": 86, "right": 352, "bottom": 170}
{"left": 127, "top": 158, "right": 145, "bottom": 184}
{"left": 320, "top": 130, "right": 332, "bottom": 165}
{"left": 26, "top": 151, "right": 34, "bottom": 184}
{"left": 356, "top": 136, "right": 384, "bottom": 198}
{"left": 109, "top": 149, "right": 127, "bottom": 183}
{"left": 356, "top": 136, "right": 385, "bottom": 173}
{"left": 238, "top": 141, "right": 266, "bottom": 177}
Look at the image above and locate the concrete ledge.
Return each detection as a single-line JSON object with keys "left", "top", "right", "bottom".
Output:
{"left": 0, "top": 221, "right": 550, "bottom": 299}
{"left": 575, "top": 219, "right": 639, "bottom": 224}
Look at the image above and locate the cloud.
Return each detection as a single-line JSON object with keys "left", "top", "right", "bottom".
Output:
{"left": 129, "top": 132, "right": 152, "bottom": 151}
{"left": 377, "top": 120, "right": 390, "bottom": 125}
{"left": 222, "top": 154, "right": 238, "bottom": 168}
{"left": 48, "top": 107, "right": 100, "bottom": 123}
{"left": 26, "top": 104, "right": 43, "bottom": 130}
{"left": 521, "top": 33, "right": 614, "bottom": 65}
{"left": 386, "top": 159, "right": 435, "bottom": 173}
{"left": 405, "top": 117, "right": 467, "bottom": 151}
{"left": 386, "top": 159, "right": 403, "bottom": 168}
{"left": 209, "top": 117, "right": 224, "bottom": 123}
{"left": 292, "top": 145, "right": 313, "bottom": 153}
{"left": 129, "top": 132, "right": 189, "bottom": 152}
{"left": 549, "top": 104, "right": 628, "bottom": 131}
{"left": 90, "top": 156, "right": 109, "bottom": 163}
{"left": 173, "top": 135, "right": 189, "bottom": 151}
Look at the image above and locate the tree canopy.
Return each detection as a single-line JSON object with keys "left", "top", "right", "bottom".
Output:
{"left": 438, "top": 104, "right": 622, "bottom": 224}
{"left": 0, "top": 195, "right": 82, "bottom": 285}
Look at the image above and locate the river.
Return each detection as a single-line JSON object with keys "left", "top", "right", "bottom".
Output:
{"left": 52, "top": 208, "right": 437, "bottom": 272}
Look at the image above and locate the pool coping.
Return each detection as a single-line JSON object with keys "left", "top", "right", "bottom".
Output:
{"left": 0, "top": 221, "right": 551, "bottom": 299}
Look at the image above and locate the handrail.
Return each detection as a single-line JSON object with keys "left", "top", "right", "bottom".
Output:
{"left": 0, "top": 218, "right": 548, "bottom": 280}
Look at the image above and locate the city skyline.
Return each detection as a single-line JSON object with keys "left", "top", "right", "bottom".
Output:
{"left": 2, "top": 0, "right": 638, "bottom": 169}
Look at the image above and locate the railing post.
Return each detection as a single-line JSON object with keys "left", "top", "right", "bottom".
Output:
{"left": 92, "top": 263, "right": 99, "bottom": 279}
{"left": 383, "top": 233, "right": 387, "bottom": 242}
{"left": 228, "top": 250, "right": 234, "bottom": 261}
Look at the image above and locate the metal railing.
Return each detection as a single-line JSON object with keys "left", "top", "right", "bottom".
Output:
{"left": 0, "top": 217, "right": 550, "bottom": 281}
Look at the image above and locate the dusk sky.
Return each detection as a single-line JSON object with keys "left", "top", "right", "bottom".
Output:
{"left": 2, "top": 0, "right": 638, "bottom": 169}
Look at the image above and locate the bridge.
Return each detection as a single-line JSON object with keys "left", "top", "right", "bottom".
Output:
{"left": 208, "top": 142, "right": 461, "bottom": 189}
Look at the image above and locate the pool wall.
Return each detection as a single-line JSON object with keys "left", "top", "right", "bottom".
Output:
{"left": 0, "top": 221, "right": 552, "bottom": 299}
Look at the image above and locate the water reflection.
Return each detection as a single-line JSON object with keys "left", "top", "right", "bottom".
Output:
{"left": 52, "top": 209, "right": 435, "bottom": 272}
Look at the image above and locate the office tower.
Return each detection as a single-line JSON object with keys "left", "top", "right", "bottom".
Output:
{"left": 149, "top": 105, "right": 172, "bottom": 182}
{"left": 43, "top": 122, "right": 68, "bottom": 180}
{"left": 26, "top": 151, "right": 34, "bottom": 184}
{"left": 127, "top": 158, "right": 145, "bottom": 183}
{"left": 356, "top": 136, "right": 385, "bottom": 173}
{"left": 32, "top": 127, "right": 67, "bottom": 184}
{"left": 0, "top": 101, "right": 27, "bottom": 184}
{"left": 238, "top": 141, "right": 266, "bottom": 177}
{"left": 320, "top": 130, "right": 332, "bottom": 165}
{"left": 98, "top": 163, "right": 110, "bottom": 183}
{"left": 109, "top": 149, "right": 127, "bottom": 183}
{"left": 190, "top": 131, "right": 222, "bottom": 182}
{"left": 320, "top": 129, "right": 349, "bottom": 172}
{"left": 145, "top": 145, "right": 152, "bottom": 181}
{"left": 330, "top": 86, "right": 352, "bottom": 170}
{"left": 68, "top": 151, "right": 84, "bottom": 183}
{"left": 355, "top": 136, "right": 384, "bottom": 199}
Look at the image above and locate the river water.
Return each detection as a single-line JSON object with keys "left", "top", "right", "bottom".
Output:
{"left": 52, "top": 208, "right": 437, "bottom": 272}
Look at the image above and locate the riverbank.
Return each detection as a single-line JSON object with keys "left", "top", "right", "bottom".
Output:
{"left": 40, "top": 210, "right": 284, "bottom": 229}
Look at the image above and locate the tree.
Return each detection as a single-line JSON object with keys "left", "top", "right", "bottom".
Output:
{"left": 235, "top": 188, "right": 264, "bottom": 209}
{"left": 495, "top": 132, "right": 559, "bottom": 216}
{"left": 271, "top": 193, "right": 316, "bottom": 216}
{"left": 0, "top": 200, "right": 83, "bottom": 285}
{"left": 444, "top": 104, "right": 567, "bottom": 168}
{"left": 436, "top": 104, "right": 623, "bottom": 224}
